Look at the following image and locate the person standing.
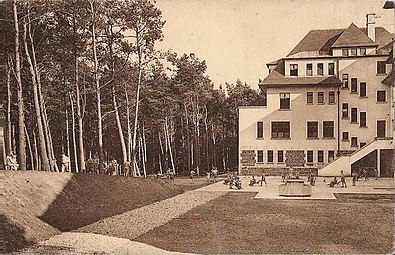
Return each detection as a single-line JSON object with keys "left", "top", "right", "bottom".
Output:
{"left": 352, "top": 172, "right": 357, "bottom": 186}
{"left": 340, "top": 170, "right": 347, "bottom": 188}
{"left": 260, "top": 172, "right": 267, "bottom": 186}
{"left": 61, "top": 154, "right": 70, "bottom": 172}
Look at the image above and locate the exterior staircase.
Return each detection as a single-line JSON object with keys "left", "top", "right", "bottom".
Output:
{"left": 318, "top": 138, "right": 393, "bottom": 177}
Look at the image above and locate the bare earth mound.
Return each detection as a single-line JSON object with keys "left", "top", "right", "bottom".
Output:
{"left": 1, "top": 171, "right": 184, "bottom": 252}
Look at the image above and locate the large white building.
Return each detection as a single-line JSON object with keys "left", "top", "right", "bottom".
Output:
{"left": 239, "top": 21, "right": 394, "bottom": 177}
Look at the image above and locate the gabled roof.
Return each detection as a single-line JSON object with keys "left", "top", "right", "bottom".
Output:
{"left": 267, "top": 59, "right": 282, "bottom": 66}
{"left": 287, "top": 29, "right": 344, "bottom": 57}
{"left": 331, "top": 23, "right": 377, "bottom": 48}
{"left": 360, "top": 26, "right": 394, "bottom": 52}
{"left": 287, "top": 25, "right": 392, "bottom": 58}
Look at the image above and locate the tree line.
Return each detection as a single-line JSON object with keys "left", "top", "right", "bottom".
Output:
{"left": 1, "top": 0, "right": 264, "bottom": 177}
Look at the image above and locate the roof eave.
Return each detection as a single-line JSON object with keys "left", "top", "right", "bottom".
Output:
{"left": 331, "top": 44, "right": 379, "bottom": 48}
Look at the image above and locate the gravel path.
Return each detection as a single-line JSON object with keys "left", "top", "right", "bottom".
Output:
{"left": 75, "top": 189, "right": 227, "bottom": 240}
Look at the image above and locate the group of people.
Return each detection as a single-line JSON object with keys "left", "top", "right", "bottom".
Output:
{"left": 328, "top": 170, "right": 347, "bottom": 188}
{"left": 223, "top": 172, "right": 242, "bottom": 189}
{"left": 249, "top": 174, "right": 267, "bottom": 186}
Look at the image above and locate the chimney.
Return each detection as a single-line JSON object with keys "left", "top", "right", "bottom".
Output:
{"left": 366, "top": 13, "right": 376, "bottom": 42}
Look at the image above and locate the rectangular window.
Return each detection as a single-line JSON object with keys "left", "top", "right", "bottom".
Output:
{"left": 329, "top": 91, "right": 335, "bottom": 104}
{"left": 257, "top": 122, "right": 264, "bottom": 138}
{"left": 307, "top": 92, "right": 313, "bottom": 104}
{"left": 290, "top": 64, "right": 298, "bottom": 76}
{"left": 306, "top": 63, "right": 313, "bottom": 76}
{"left": 317, "top": 63, "right": 324, "bottom": 76}
{"left": 328, "top": 150, "right": 335, "bottom": 162}
{"left": 342, "top": 74, "right": 349, "bottom": 88}
{"left": 328, "top": 63, "right": 335, "bottom": 75}
{"left": 318, "top": 92, "right": 324, "bottom": 104}
{"left": 280, "top": 93, "right": 290, "bottom": 110}
{"left": 257, "top": 150, "right": 264, "bottom": 163}
{"left": 351, "top": 108, "right": 357, "bottom": 123}
{"left": 360, "top": 48, "right": 366, "bottom": 55}
{"left": 360, "top": 142, "right": 367, "bottom": 148}
{"left": 307, "top": 150, "right": 313, "bottom": 163}
{"left": 323, "top": 121, "right": 334, "bottom": 138}
{"left": 271, "top": 122, "right": 290, "bottom": 138}
{"left": 351, "top": 137, "right": 358, "bottom": 147}
{"left": 350, "top": 48, "right": 357, "bottom": 56}
{"left": 318, "top": 150, "right": 324, "bottom": 163}
{"left": 351, "top": 78, "right": 357, "bottom": 92}
{"left": 267, "top": 150, "right": 274, "bottom": 163}
{"left": 342, "top": 131, "right": 349, "bottom": 141}
{"left": 278, "top": 150, "right": 284, "bottom": 163}
{"left": 360, "top": 82, "right": 367, "bottom": 97}
{"left": 342, "top": 103, "right": 349, "bottom": 118}
{"left": 307, "top": 121, "right": 318, "bottom": 138}
{"left": 377, "top": 61, "right": 386, "bottom": 74}
{"left": 377, "top": 90, "right": 386, "bottom": 102}
{"left": 262, "top": 89, "right": 267, "bottom": 107}
{"left": 360, "top": 112, "right": 366, "bottom": 127}
{"left": 342, "top": 49, "right": 349, "bottom": 56}
{"left": 377, "top": 120, "right": 386, "bottom": 138}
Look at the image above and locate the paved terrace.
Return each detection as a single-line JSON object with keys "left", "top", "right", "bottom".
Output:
{"left": 198, "top": 176, "right": 394, "bottom": 200}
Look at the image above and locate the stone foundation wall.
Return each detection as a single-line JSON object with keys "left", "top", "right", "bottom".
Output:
{"left": 240, "top": 167, "right": 318, "bottom": 176}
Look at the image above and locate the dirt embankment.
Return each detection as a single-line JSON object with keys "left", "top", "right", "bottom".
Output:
{"left": 1, "top": 171, "right": 184, "bottom": 252}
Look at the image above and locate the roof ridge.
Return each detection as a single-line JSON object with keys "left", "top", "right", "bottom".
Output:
{"left": 331, "top": 23, "right": 376, "bottom": 48}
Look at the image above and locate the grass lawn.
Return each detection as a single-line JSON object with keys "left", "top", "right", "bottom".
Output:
{"left": 136, "top": 192, "right": 394, "bottom": 254}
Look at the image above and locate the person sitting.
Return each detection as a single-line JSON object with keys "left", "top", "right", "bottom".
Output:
{"left": 329, "top": 176, "right": 339, "bottom": 188}
{"left": 7, "top": 153, "right": 19, "bottom": 171}
{"left": 249, "top": 175, "right": 257, "bottom": 186}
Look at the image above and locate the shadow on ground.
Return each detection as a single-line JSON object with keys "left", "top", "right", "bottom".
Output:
{"left": 39, "top": 174, "right": 183, "bottom": 231}
{"left": 1, "top": 214, "right": 33, "bottom": 253}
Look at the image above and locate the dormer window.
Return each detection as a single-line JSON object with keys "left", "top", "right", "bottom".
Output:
{"left": 290, "top": 64, "right": 298, "bottom": 76}
{"left": 342, "top": 49, "right": 349, "bottom": 56}
{"left": 306, "top": 64, "right": 313, "bottom": 76}
{"left": 317, "top": 63, "right": 324, "bottom": 76}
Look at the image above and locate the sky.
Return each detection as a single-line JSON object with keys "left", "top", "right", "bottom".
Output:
{"left": 155, "top": 0, "right": 395, "bottom": 89}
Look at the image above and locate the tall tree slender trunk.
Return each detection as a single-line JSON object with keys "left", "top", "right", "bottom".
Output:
{"left": 23, "top": 14, "right": 50, "bottom": 171}
{"left": 89, "top": 0, "right": 104, "bottom": 173}
{"left": 30, "top": 23, "right": 54, "bottom": 172}
{"left": 33, "top": 131, "right": 40, "bottom": 171}
{"left": 65, "top": 96, "right": 70, "bottom": 171}
{"left": 6, "top": 57, "right": 12, "bottom": 155}
{"left": 132, "top": 42, "right": 143, "bottom": 177}
{"left": 13, "top": 0, "right": 26, "bottom": 170}
{"left": 25, "top": 125, "right": 34, "bottom": 171}
{"left": 125, "top": 87, "right": 131, "bottom": 163}
{"left": 158, "top": 131, "right": 164, "bottom": 175}
{"left": 70, "top": 93, "right": 79, "bottom": 173}
{"left": 113, "top": 87, "right": 127, "bottom": 171}
{"left": 184, "top": 106, "right": 191, "bottom": 174}
{"left": 73, "top": 17, "right": 85, "bottom": 173}
{"left": 165, "top": 116, "right": 176, "bottom": 174}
